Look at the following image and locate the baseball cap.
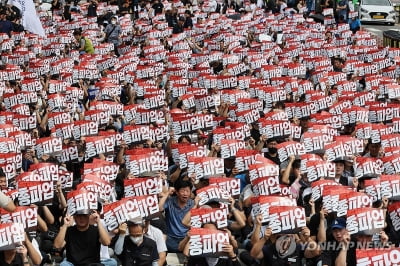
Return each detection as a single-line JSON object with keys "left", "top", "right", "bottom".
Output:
{"left": 127, "top": 217, "right": 144, "bottom": 226}
{"left": 74, "top": 209, "right": 91, "bottom": 215}
{"left": 331, "top": 218, "right": 346, "bottom": 230}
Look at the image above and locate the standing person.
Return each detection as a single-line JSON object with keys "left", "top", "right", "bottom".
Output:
{"left": 152, "top": 0, "right": 164, "bottom": 15}
{"left": 53, "top": 210, "right": 111, "bottom": 266}
{"left": 87, "top": 0, "right": 98, "bottom": 18}
{"left": 0, "top": 9, "right": 13, "bottom": 37}
{"left": 159, "top": 179, "right": 195, "bottom": 252}
{"left": 73, "top": 29, "right": 95, "bottom": 54}
{"left": 349, "top": 15, "right": 361, "bottom": 33}
{"left": 114, "top": 218, "right": 159, "bottom": 266}
{"left": 336, "top": 0, "right": 349, "bottom": 22}
{"left": 103, "top": 16, "right": 122, "bottom": 57}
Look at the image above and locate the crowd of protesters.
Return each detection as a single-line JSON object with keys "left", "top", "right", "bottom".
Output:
{"left": 0, "top": 0, "right": 398, "bottom": 265}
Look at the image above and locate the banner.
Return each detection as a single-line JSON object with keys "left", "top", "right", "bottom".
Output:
{"left": 189, "top": 228, "right": 229, "bottom": 257}
{"left": 268, "top": 206, "right": 307, "bottom": 234}
{"left": 251, "top": 196, "right": 297, "bottom": 224}
{"left": 337, "top": 191, "right": 372, "bottom": 217}
{"left": 190, "top": 207, "right": 229, "bottom": 229}
{"left": 103, "top": 195, "right": 159, "bottom": 231}
{"left": 346, "top": 208, "right": 385, "bottom": 235}
{"left": 208, "top": 177, "right": 241, "bottom": 197}
{"left": 187, "top": 156, "right": 224, "bottom": 181}
{"left": 83, "top": 160, "right": 119, "bottom": 181}
{"left": 356, "top": 248, "right": 400, "bottom": 266}
{"left": 197, "top": 185, "right": 231, "bottom": 206}
{"left": 66, "top": 189, "right": 98, "bottom": 216}
{"left": 0, "top": 206, "right": 37, "bottom": 232}
{"left": 0, "top": 223, "right": 25, "bottom": 250}
{"left": 123, "top": 177, "right": 163, "bottom": 197}
{"left": 17, "top": 181, "right": 54, "bottom": 206}
{"left": 388, "top": 202, "right": 400, "bottom": 232}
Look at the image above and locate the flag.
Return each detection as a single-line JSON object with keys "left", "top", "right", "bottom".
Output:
{"left": 9, "top": 0, "right": 45, "bottom": 37}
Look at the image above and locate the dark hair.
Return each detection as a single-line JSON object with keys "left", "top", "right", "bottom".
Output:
{"left": 0, "top": 168, "right": 5, "bottom": 178}
{"left": 178, "top": 135, "right": 191, "bottom": 143}
{"left": 174, "top": 179, "right": 192, "bottom": 191}
{"left": 73, "top": 28, "right": 82, "bottom": 36}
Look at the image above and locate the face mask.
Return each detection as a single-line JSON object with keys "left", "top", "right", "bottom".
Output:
{"left": 268, "top": 147, "right": 278, "bottom": 154}
{"left": 78, "top": 156, "right": 84, "bottom": 162}
{"left": 130, "top": 236, "right": 143, "bottom": 245}
{"left": 111, "top": 20, "right": 116, "bottom": 25}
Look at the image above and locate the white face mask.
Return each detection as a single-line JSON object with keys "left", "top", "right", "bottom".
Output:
{"left": 111, "top": 20, "right": 116, "bottom": 25}
{"left": 130, "top": 236, "right": 143, "bottom": 245}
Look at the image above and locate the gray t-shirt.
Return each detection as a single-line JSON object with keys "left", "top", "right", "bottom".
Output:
{"left": 104, "top": 24, "right": 121, "bottom": 43}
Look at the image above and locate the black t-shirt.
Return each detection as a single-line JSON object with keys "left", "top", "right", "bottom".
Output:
{"left": 264, "top": 153, "right": 280, "bottom": 165}
{"left": 152, "top": 2, "right": 164, "bottom": 14}
{"left": 320, "top": 240, "right": 356, "bottom": 266}
{"left": 0, "top": 252, "right": 24, "bottom": 266}
{"left": 119, "top": 236, "right": 159, "bottom": 266}
{"left": 65, "top": 225, "right": 101, "bottom": 265}
{"left": 262, "top": 242, "right": 305, "bottom": 266}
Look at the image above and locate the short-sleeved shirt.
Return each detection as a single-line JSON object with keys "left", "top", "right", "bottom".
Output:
{"left": 146, "top": 224, "right": 167, "bottom": 253}
{"left": 262, "top": 242, "right": 305, "bottom": 266}
{"left": 119, "top": 236, "right": 159, "bottom": 266}
{"left": 0, "top": 192, "right": 11, "bottom": 208}
{"left": 65, "top": 225, "right": 101, "bottom": 265}
{"left": 320, "top": 240, "right": 356, "bottom": 266}
{"left": 164, "top": 196, "right": 194, "bottom": 238}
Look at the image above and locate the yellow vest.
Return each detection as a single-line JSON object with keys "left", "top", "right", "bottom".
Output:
{"left": 82, "top": 36, "right": 95, "bottom": 54}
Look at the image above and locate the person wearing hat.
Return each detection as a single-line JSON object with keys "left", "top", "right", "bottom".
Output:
{"left": 250, "top": 226, "right": 320, "bottom": 265}
{"left": 114, "top": 218, "right": 159, "bottom": 266}
{"left": 53, "top": 210, "right": 111, "bottom": 266}
{"left": 103, "top": 16, "right": 122, "bottom": 57}
{"left": 320, "top": 217, "right": 354, "bottom": 266}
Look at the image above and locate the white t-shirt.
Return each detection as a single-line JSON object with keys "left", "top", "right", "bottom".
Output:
{"left": 146, "top": 225, "right": 167, "bottom": 253}
{"left": 0, "top": 192, "right": 11, "bottom": 208}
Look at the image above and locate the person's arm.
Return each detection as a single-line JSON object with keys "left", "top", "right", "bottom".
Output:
{"left": 250, "top": 227, "right": 272, "bottom": 260}
{"left": 169, "top": 167, "right": 182, "bottom": 184}
{"left": 178, "top": 232, "right": 190, "bottom": 252}
{"left": 255, "top": 135, "right": 267, "bottom": 151}
{"left": 24, "top": 234, "right": 42, "bottom": 265}
{"left": 281, "top": 155, "right": 295, "bottom": 185}
{"left": 158, "top": 251, "right": 166, "bottom": 266}
{"left": 41, "top": 205, "right": 55, "bottom": 225}
{"left": 78, "top": 37, "right": 85, "bottom": 52}
{"left": 318, "top": 209, "right": 327, "bottom": 243}
{"left": 335, "top": 232, "right": 350, "bottom": 266}
{"left": 37, "top": 214, "right": 48, "bottom": 232}
{"left": 92, "top": 212, "right": 111, "bottom": 246}
{"left": 114, "top": 223, "right": 127, "bottom": 255}
{"left": 299, "top": 227, "right": 321, "bottom": 258}
{"left": 182, "top": 196, "right": 198, "bottom": 227}
{"left": 229, "top": 198, "right": 246, "bottom": 230}
{"left": 16, "top": 244, "right": 30, "bottom": 266}
{"left": 53, "top": 215, "right": 73, "bottom": 249}
{"left": 0, "top": 192, "right": 16, "bottom": 212}
{"left": 158, "top": 187, "right": 173, "bottom": 212}
{"left": 250, "top": 215, "right": 263, "bottom": 245}
{"left": 55, "top": 182, "right": 67, "bottom": 210}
